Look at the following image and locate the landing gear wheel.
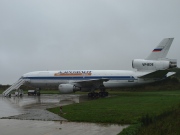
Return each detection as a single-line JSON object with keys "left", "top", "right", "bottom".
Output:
{"left": 105, "top": 92, "right": 109, "bottom": 97}
{"left": 98, "top": 92, "right": 103, "bottom": 97}
{"left": 88, "top": 93, "right": 92, "bottom": 98}
{"left": 36, "top": 88, "right": 41, "bottom": 96}
{"left": 88, "top": 92, "right": 99, "bottom": 98}
{"left": 99, "top": 92, "right": 109, "bottom": 97}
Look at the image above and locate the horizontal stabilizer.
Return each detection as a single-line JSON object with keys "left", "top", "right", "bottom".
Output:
{"left": 139, "top": 70, "right": 175, "bottom": 79}
{"left": 166, "top": 72, "right": 176, "bottom": 77}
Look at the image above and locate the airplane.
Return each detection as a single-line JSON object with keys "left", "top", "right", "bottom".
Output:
{"left": 3, "top": 38, "right": 177, "bottom": 97}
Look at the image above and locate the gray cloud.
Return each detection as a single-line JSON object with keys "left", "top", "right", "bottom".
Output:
{"left": 0, "top": 0, "right": 180, "bottom": 84}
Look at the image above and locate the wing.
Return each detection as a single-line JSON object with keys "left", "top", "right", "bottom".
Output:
{"left": 139, "top": 70, "right": 176, "bottom": 79}
{"left": 69, "top": 78, "right": 109, "bottom": 88}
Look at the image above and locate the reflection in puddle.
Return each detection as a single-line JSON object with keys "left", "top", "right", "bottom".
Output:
{"left": 0, "top": 97, "right": 25, "bottom": 117}
{"left": 0, "top": 94, "right": 89, "bottom": 117}
{"left": 8, "top": 94, "right": 84, "bottom": 106}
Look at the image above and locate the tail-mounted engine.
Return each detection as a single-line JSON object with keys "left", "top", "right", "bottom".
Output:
{"left": 132, "top": 59, "right": 177, "bottom": 71}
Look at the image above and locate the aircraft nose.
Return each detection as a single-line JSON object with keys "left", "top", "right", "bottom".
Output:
{"left": 21, "top": 73, "right": 29, "bottom": 79}
{"left": 19, "top": 75, "right": 25, "bottom": 79}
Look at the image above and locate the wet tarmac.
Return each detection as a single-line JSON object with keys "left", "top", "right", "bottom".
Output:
{"left": 0, "top": 119, "right": 128, "bottom": 135}
{"left": 0, "top": 94, "right": 128, "bottom": 135}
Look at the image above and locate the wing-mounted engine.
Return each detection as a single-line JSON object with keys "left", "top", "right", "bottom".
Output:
{"left": 58, "top": 78, "right": 109, "bottom": 94}
{"left": 58, "top": 84, "right": 80, "bottom": 94}
{"left": 132, "top": 59, "right": 177, "bottom": 71}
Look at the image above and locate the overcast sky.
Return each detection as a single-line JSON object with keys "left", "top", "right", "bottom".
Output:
{"left": 0, "top": 0, "right": 180, "bottom": 85}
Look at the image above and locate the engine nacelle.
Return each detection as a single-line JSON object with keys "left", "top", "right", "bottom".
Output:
{"left": 168, "top": 59, "right": 177, "bottom": 68}
{"left": 132, "top": 59, "right": 175, "bottom": 71}
{"left": 58, "top": 84, "right": 80, "bottom": 94}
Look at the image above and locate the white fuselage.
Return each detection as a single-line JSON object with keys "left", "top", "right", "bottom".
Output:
{"left": 22, "top": 70, "right": 154, "bottom": 91}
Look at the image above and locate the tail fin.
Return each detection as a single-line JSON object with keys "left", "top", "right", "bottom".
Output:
{"left": 146, "top": 38, "right": 174, "bottom": 60}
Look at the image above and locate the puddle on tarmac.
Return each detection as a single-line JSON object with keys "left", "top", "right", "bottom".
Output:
{"left": 0, "top": 94, "right": 90, "bottom": 120}
{"left": 1, "top": 94, "right": 88, "bottom": 109}
{"left": 0, "top": 119, "right": 128, "bottom": 135}
{"left": 0, "top": 97, "right": 25, "bottom": 117}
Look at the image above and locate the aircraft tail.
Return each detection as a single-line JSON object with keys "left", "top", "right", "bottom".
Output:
{"left": 132, "top": 38, "right": 177, "bottom": 71}
{"left": 146, "top": 38, "right": 174, "bottom": 60}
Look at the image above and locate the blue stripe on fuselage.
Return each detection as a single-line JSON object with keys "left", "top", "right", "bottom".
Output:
{"left": 23, "top": 76, "right": 136, "bottom": 80}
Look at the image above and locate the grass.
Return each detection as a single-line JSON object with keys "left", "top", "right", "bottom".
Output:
{"left": 0, "top": 89, "right": 4, "bottom": 94}
{"left": 137, "top": 107, "right": 180, "bottom": 135}
{"left": 48, "top": 90, "right": 180, "bottom": 124}
{"left": 47, "top": 90, "right": 180, "bottom": 134}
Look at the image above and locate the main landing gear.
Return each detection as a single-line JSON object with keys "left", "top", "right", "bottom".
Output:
{"left": 87, "top": 85, "right": 108, "bottom": 98}
{"left": 88, "top": 92, "right": 109, "bottom": 98}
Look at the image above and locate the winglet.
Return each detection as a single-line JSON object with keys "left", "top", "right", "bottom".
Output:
{"left": 146, "top": 38, "right": 174, "bottom": 60}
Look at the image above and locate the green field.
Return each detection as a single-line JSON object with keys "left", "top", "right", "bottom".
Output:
{"left": 48, "top": 91, "right": 180, "bottom": 124}
{"left": 47, "top": 90, "right": 180, "bottom": 135}
{"left": 137, "top": 107, "right": 180, "bottom": 135}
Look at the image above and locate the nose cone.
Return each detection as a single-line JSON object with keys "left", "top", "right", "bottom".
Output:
{"left": 20, "top": 73, "right": 27, "bottom": 79}
{"left": 22, "top": 71, "right": 39, "bottom": 78}
{"left": 22, "top": 73, "right": 29, "bottom": 78}
{"left": 22, "top": 72, "right": 34, "bottom": 78}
